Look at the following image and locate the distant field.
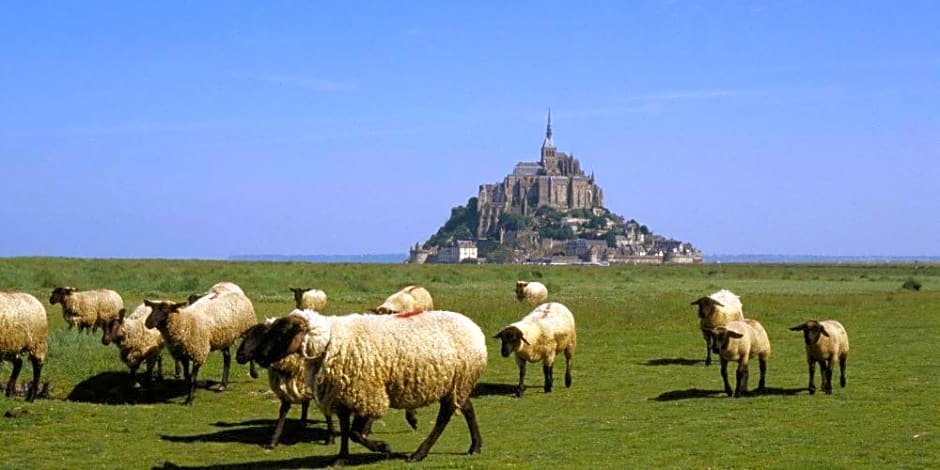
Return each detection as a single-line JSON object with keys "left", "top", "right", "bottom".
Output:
{"left": 1, "top": 258, "right": 939, "bottom": 468}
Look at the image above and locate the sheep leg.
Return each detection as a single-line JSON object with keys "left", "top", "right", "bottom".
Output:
{"left": 564, "top": 348, "right": 573, "bottom": 388}
{"left": 703, "top": 331, "right": 713, "bottom": 366}
{"left": 461, "top": 399, "right": 483, "bottom": 455}
{"left": 155, "top": 355, "right": 164, "bottom": 381}
{"left": 349, "top": 414, "right": 390, "bottom": 454}
{"left": 300, "top": 400, "right": 309, "bottom": 429}
{"left": 515, "top": 357, "right": 527, "bottom": 398}
{"left": 757, "top": 357, "right": 767, "bottom": 392}
{"left": 268, "top": 399, "right": 291, "bottom": 449}
{"left": 405, "top": 408, "right": 419, "bottom": 430}
{"left": 323, "top": 412, "right": 336, "bottom": 445}
{"left": 184, "top": 363, "right": 200, "bottom": 405}
{"left": 5, "top": 356, "right": 22, "bottom": 397}
{"left": 219, "top": 347, "right": 231, "bottom": 391}
{"left": 807, "top": 360, "right": 816, "bottom": 394}
{"left": 719, "top": 358, "right": 733, "bottom": 396}
{"left": 839, "top": 356, "right": 847, "bottom": 388}
{"left": 409, "top": 396, "right": 457, "bottom": 462}
{"left": 249, "top": 360, "right": 259, "bottom": 380}
{"left": 823, "top": 359, "right": 834, "bottom": 395}
{"left": 733, "top": 363, "right": 748, "bottom": 398}
{"left": 26, "top": 356, "right": 43, "bottom": 402}
{"left": 334, "top": 408, "right": 353, "bottom": 466}
{"left": 542, "top": 364, "right": 554, "bottom": 393}
{"left": 128, "top": 364, "right": 142, "bottom": 390}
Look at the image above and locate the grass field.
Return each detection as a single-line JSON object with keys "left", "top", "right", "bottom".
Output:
{"left": 1, "top": 258, "right": 939, "bottom": 468}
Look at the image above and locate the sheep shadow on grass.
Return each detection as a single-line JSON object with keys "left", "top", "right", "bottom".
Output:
{"left": 66, "top": 372, "right": 192, "bottom": 405}
{"left": 471, "top": 381, "right": 521, "bottom": 397}
{"left": 642, "top": 357, "right": 705, "bottom": 366}
{"left": 161, "top": 419, "right": 333, "bottom": 447}
{"left": 154, "top": 452, "right": 393, "bottom": 469}
{"left": 652, "top": 386, "right": 807, "bottom": 401}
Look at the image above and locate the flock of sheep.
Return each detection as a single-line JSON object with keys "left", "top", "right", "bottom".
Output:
{"left": 0, "top": 279, "right": 848, "bottom": 464}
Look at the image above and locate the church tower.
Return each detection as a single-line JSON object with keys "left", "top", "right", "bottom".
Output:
{"left": 540, "top": 110, "right": 559, "bottom": 175}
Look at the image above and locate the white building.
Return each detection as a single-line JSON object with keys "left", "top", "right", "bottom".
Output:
{"left": 435, "top": 240, "right": 478, "bottom": 263}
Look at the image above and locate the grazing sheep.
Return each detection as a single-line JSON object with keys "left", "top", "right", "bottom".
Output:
{"left": 0, "top": 292, "right": 48, "bottom": 402}
{"left": 789, "top": 320, "right": 850, "bottom": 395}
{"left": 691, "top": 289, "right": 744, "bottom": 365}
{"left": 144, "top": 291, "right": 256, "bottom": 405}
{"left": 254, "top": 309, "right": 487, "bottom": 465}
{"left": 188, "top": 281, "right": 245, "bottom": 306}
{"left": 493, "top": 302, "right": 577, "bottom": 398}
{"left": 706, "top": 319, "right": 771, "bottom": 398}
{"left": 49, "top": 286, "right": 125, "bottom": 333}
{"left": 371, "top": 285, "right": 433, "bottom": 314}
{"left": 515, "top": 281, "right": 548, "bottom": 305}
{"left": 289, "top": 288, "right": 328, "bottom": 311}
{"left": 237, "top": 320, "right": 325, "bottom": 447}
{"left": 101, "top": 303, "right": 168, "bottom": 389}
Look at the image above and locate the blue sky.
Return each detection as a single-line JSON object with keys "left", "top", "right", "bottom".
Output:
{"left": 1, "top": 1, "right": 938, "bottom": 259}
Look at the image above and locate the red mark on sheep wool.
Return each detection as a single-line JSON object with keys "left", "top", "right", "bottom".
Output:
{"left": 395, "top": 310, "right": 423, "bottom": 319}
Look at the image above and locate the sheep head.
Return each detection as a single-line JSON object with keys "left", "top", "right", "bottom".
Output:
{"left": 187, "top": 293, "right": 205, "bottom": 305}
{"left": 100, "top": 309, "right": 127, "bottom": 346}
{"left": 494, "top": 325, "right": 530, "bottom": 357}
{"left": 143, "top": 300, "right": 186, "bottom": 329}
{"left": 691, "top": 296, "right": 724, "bottom": 319}
{"left": 789, "top": 320, "right": 829, "bottom": 345}
{"left": 706, "top": 326, "right": 744, "bottom": 353}
{"left": 236, "top": 323, "right": 271, "bottom": 365}
{"left": 289, "top": 287, "right": 310, "bottom": 308}
{"left": 515, "top": 281, "right": 528, "bottom": 301}
{"left": 254, "top": 314, "right": 307, "bottom": 367}
{"left": 49, "top": 286, "right": 76, "bottom": 305}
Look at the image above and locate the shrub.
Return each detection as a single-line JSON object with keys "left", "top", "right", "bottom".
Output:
{"left": 902, "top": 279, "right": 922, "bottom": 291}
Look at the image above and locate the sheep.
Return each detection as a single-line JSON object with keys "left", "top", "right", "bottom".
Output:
{"left": 515, "top": 281, "right": 548, "bottom": 305}
{"left": 289, "top": 287, "right": 328, "bottom": 311}
{"left": 493, "top": 302, "right": 577, "bottom": 398}
{"left": 0, "top": 291, "right": 48, "bottom": 402}
{"left": 370, "top": 285, "right": 433, "bottom": 314}
{"left": 100, "top": 303, "right": 168, "bottom": 389}
{"left": 236, "top": 319, "right": 327, "bottom": 448}
{"left": 253, "top": 309, "right": 487, "bottom": 465}
{"left": 705, "top": 319, "right": 771, "bottom": 398}
{"left": 188, "top": 281, "right": 245, "bottom": 305}
{"left": 691, "top": 289, "right": 744, "bottom": 365}
{"left": 49, "top": 286, "right": 125, "bottom": 333}
{"left": 144, "top": 290, "right": 256, "bottom": 405}
{"left": 789, "top": 320, "right": 849, "bottom": 395}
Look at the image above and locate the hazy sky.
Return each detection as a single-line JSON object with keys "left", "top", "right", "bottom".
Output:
{"left": 2, "top": 2, "right": 938, "bottom": 259}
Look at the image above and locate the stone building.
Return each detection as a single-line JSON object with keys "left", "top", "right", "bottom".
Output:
{"left": 476, "top": 112, "right": 605, "bottom": 238}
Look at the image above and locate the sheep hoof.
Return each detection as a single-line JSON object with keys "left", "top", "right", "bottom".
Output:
{"left": 808, "top": 387, "right": 816, "bottom": 395}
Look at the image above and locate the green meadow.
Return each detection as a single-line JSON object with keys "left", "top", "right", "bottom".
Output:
{"left": 1, "top": 258, "right": 938, "bottom": 468}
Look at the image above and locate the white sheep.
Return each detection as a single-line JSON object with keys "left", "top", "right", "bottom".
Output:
{"left": 144, "top": 290, "right": 256, "bottom": 405}
{"left": 188, "top": 281, "right": 245, "bottom": 305}
{"left": 691, "top": 289, "right": 744, "bottom": 365}
{"left": 493, "top": 302, "right": 576, "bottom": 398}
{"left": 254, "top": 309, "right": 487, "bottom": 465}
{"left": 370, "top": 285, "right": 434, "bottom": 314}
{"left": 515, "top": 281, "right": 548, "bottom": 305}
{"left": 101, "top": 303, "right": 168, "bottom": 388}
{"left": 706, "top": 318, "right": 771, "bottom": 398}
{"left": 789, "top": 320, "right": 849, "bottom": 395}
{"left": 49, "top": 286, "right": 125, "bottom": 333}
{"left": 0, "top": 291, "right": 48, "bottom": 402}
{"left": 289, "top": 287, "right": 328, "bottom": 311}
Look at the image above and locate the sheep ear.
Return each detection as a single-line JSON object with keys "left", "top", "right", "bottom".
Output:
{"left": 519, "top": 334, "right": 530, "bottom": 345}
{"left": 727, "top": 330, "right": 744, "bottom": 339}
{"left": 144, "top": 299, "right": 156, "bottom": 308}
{"left": 789, "top": 323, "right": 807, "bottom": 331}
{"left": 690, "top": 298, "right": 704, "bottom": 306}
{"left": 819, "top": 326, "right": 829, "bottom": 337}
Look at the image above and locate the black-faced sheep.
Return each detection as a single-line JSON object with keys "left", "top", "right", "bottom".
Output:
{"left": 144, "top": 291, "right": 256, "bottom": 405}
{"left": 289, "top": 288, "right": 328, "bottom": 311}
{"left": 253, "top": 309, "right": 486, "bottom": 465}
{"left": 236, "top": 320, "right": 327, "bottom": 448}
{"left": 0, "top": 292, "right": 48, "bottom": 402}
{"left": 101, "top": 303, "right": 168, "bottom": 389}
{"left": 706, "top": 318, "right": 771, "bottom": 398}
{"left": 691, "top": 289, "right": 744, "bottom": 365}
{"left": 789, "top": 320, "right": 849, "bottom": 395}
{"left": 493, "top": 302, "right": 576, "bottom": 398}
{"left": 515, "top": 281, "right": 548, "bottom": 305}
{"left": 370, "top": 285, "right": 433, "bottom": 314}
{"left": 49, "top": 286, "right": 125, "bottom": 333}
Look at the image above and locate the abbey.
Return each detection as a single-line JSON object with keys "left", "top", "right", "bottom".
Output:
{"left": 476, "top": 112, "right": 605, "bottom": 238}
